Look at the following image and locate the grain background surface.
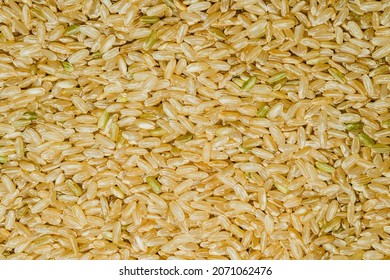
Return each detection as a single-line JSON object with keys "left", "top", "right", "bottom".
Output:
{"left": 0, "top": 0, "right": 390, "bottom": 260}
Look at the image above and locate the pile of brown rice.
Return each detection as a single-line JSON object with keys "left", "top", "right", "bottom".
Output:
{"left": 0, "top": 0, "right": 390, "bottom": 260}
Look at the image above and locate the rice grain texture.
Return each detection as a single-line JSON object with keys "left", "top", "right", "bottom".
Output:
{"left": 0, "top": 0, "right": 390, "bottom": 260}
